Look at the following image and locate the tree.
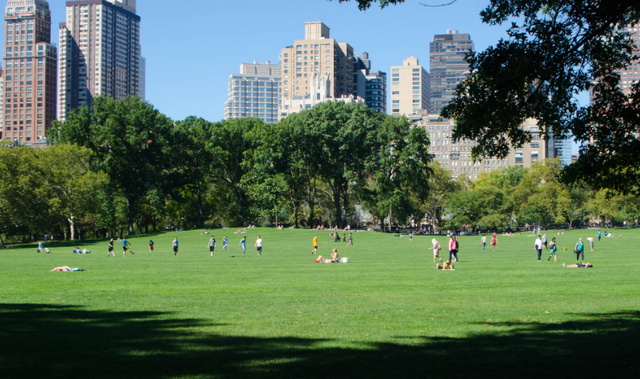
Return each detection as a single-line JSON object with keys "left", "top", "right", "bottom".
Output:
{"left": 40, "top": 144, "right": 108, "bottom": 240}
{"left": 441, "top": 1, "right": 640, "bottom": 193}
{"left": 171, "top": 117, "right": 215, "bottom": 227}
{"left": 366, "top": 116, "right": 432, "bottom": 230}
{"left": 51, "top": 96, "right": 174, "bottom": 235}
{"left": 512, "top": 159, "right": 571, "bottom": 228}
{"left": 446, "top": 185, "right": 514, "bottom": 231}
{"left": 0, "top": 147, "right": 52, "bottom": 241}
{"left": 208, "top": 118, "right": 263, "bottom": 226}
{"left": 416, "top": 162, "right": 460, "bottom": 230}
{"left": 332, "top": 0, "right": 405, "bottom": 10}
{"left": 296, "top": 102, "right": 382, "bottom": 228}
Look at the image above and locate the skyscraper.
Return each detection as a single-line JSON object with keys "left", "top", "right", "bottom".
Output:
{"left": 224, "top": 61, "right": 281, "bottom": 124}
{"left": 139, "top": 55, "right": 145, "bottom": 101}
{"left": 554, "top": 138, "right": 573, "bottom": 166}
{"left": 0, "top": 67, "right": 4, "bottom": 139}
{"left": 364, "top": 71, "right": 386, "bottom": 114}
{"left": 2, "top": 0, "right": 57, "bottom": 144}
{"left": 58, "top": 0, "right": 141, "bottom": 121}
{"left": 618, "top": 23, "right": 639, "bottom": 96}
{"left": 430, "top": 30, "right": 473, "bottom": 115}
{"left": 389, "top": 57, "right": 430, "bottom": 116}
{"left": 354, "top": 52, "right": 387, "bottom": 114}
{"left": 280, "top": 22, "right": 356, "bottom": 107}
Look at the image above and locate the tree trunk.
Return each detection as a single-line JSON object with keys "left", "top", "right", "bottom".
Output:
{"left": 127, "top": 197, "right": 135, "bottom": 235}
{"left": 388, "top": 208, "right": 393, "bottom": 233}
{"left": 0, "top": 233, "right": 4, "bottom": 247}
{"left": 233, "top": 186, "right": 244, "bottom": 225}
{"left": 197, "top": 191, "right": 205, "bottom": 227}
{"left": 342, "top": 182, "right": 350, "bottom": 228}
{"left": 306, "top": 172, "right": 316, "bottom": 229}
{"left": 332, "top": 183, "right": 343, "bottom": 229}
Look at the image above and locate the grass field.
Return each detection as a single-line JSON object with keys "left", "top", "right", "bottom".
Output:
{"left": 1, "top": 228, "right": 639, "bottom": 379}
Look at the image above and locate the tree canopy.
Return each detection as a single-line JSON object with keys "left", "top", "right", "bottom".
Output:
{"left": 441, "top": 0, "right": 640, "bottom": 193}
{"left": 332, "top": 0, "right": 405, "bottom": 10}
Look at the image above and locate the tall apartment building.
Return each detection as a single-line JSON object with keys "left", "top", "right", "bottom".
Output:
{"left": 2, "top": 0, "right": 57, "bottom": 144}
{"left": 430, "top": 30, "right": 473, "bottom": 115}
{"left": 390, "top": 57, "right": 430, "bottom": 116}
{"left": 224, "top": 61, "right": 281, "bottom": 124}
{"left": 364, "top": 71, "right": 386, "bottom": 114}
{"left": 0, "top": 67, "right": 3, "bottom": 139}
{"left": 58, "top": 0, "right": 141, "bottom": 121}
{"left": 354, "top": 52, "right": 386, "bottom": 114}
{"left": 554, "top": 138, "right": 573, "bottom": 166}
{"left": 139, "top": 55, "right": 145, "bottom": 101}
{"left": 278, "top": 72, "right": 364, "bottom": 119}
{"left": 410, "top": 111, "right": 552, "bottom": 179}
{"left": 619, "top": 23, "right": 639, "bottom": 96}
{"left": 279, "top": 22, "right": 357, "bottom": 108}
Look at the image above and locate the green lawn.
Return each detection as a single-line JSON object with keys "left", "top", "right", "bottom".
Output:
{"left": 1, "top": 228, "right": 639, "bottom": 379}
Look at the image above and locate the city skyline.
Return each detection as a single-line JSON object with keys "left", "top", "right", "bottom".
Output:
{"left": 0, "top": 0, "right": 513, "bottom": 122}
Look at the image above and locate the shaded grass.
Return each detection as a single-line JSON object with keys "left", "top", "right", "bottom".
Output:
{"left": 1, "top": 228, "right": 639, "bottom": 378}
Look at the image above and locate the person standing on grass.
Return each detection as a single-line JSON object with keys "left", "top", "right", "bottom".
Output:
{"left": 343, "top": 232, "right": 347, "bottom": 242}
{"left": 542, "top": 233, "right": 548, "bottom": 250}
{"left": 239, "top": 236, "right": 247, "bottom": 256}
{"left": 108, "top": 238, "right": 115, "bottom": 257}
{"left": 172, "top": 237, "right": 179, "bottom": 256}
{"left": 430, "top": 238, "right": 442, "bottom": 262}
{"left": 548, "top": 237, "right": 557, "bottom": 261}
{"left": 346, "top": 233, "right": 354, "bottom": 247}
{"left": 587, "top": 236, "right": 595, "bottom": 251}
{"left": 534, "top": 235, "right": 543, "bottom": 262}
{"left": 149, "top": 240, "right": 154, "bottom": 253}
{"left": 597, "top": 230, "right": 602, "bottom": 242}
{"left": 481, "top": 235, "right": 487, "bottom": 251}
{"left": 448, "top": 235, "right": 459, "bottom": 262}
{"left": 575, "top": 238, "right": 585, "bottom": 262}
{"left": 37, "top": 241, "right": 43, "bottom": 253}
{"left": 122, "top": 238, "right": 132, "bottom": 257}
{"left": 223, "top": 236, "right": 229, "bottom": 250}
{"left": 409, "top": 231, "right": 413, "bottom": 242}
{"left": 491, "top": 233, "right": 498, "bottom": 251}
{"left": 312, "top": 235, "right": 318, "bottom": 255}
{"left": 255, "top": 236, "right": 262, "bottom": 256}
{"left": 209, "top": 236, "right": 216, "bottom": 257}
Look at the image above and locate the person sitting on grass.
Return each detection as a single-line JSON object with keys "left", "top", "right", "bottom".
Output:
{"left": 51, "top": 266, "right": 85, "bottom": 272}
{"left": 563, "top": 262, "right": 593, "bottom": 268}
{"left": 436, "top": 261, "right": 455, "bottom": 270}
{"left": 313, "top": 248, "right": 339, "bottom": 263}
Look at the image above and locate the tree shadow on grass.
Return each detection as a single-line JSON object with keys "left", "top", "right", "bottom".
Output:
{"left": 0, "top": 304, "right": 638, "bottom": 379}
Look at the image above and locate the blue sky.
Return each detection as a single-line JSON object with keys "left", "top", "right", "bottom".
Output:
{"left": 1, "top": 0, "right": 513, "bottom": 121}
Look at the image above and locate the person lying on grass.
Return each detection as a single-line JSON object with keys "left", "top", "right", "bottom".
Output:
{"left": 563, "top": 263, "right": 593, "bottom": 268}
{"left": 51, "top": 266, "right": 85, "bottom": 272}
{"left": 313, "top": 248, "right": 339, "bottom": 263}
{"left": 436, "top": 261, "right": 455, "bottom": 270}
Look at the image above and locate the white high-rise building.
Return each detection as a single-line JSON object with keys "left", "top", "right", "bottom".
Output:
{"left": 58, "top": 0, "right": 141, "bottom": 121}
{"left": 390, "top": 57, "right": 430, "bottom": 116}
{"left": 224, "top": 61, "right": 281, "bottom": 124}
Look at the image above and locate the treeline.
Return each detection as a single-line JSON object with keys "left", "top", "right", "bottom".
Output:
{"left": 2, "top": 97, "right": 634, "bottom": 243}
{"left": 0, "top": 96, "right": 432, "bottom": 242}
{"left": 430, "top": 159, "right": 640, "bottom": 232}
